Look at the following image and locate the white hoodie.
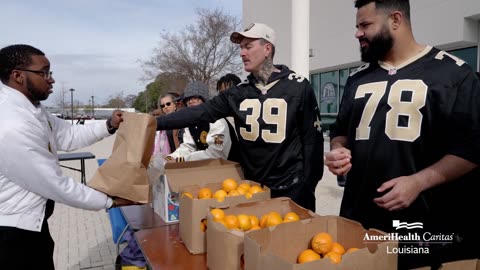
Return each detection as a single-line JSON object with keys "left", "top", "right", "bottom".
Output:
{"left": 0, "top": 85, "right": 112, "bottom": 232}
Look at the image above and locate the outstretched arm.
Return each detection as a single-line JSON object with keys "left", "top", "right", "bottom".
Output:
{"left": 156, "top": 93, "right": 231, "bottom": 130}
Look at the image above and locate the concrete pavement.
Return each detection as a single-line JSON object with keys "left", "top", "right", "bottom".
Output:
{"left": 49, "top": 134, "right": 343, "bottom": 270}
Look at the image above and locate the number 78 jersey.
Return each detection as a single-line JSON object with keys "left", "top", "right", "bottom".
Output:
{"left": 335, "top": 46, "right": 480, "bottom": 189}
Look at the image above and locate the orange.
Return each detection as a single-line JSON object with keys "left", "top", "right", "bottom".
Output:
{"left": 237, "top": 214, "right": 252, "bottom": 231}
{"left": 223, "top": 215, "right": 240, "bottom": 230}
{"left": 182, "top": 192, "right": 193, "bottom": 199}
{"left": 311, "top": 232, "right": 333, "bottom": 255}
{"left": 331, "top": 242, "right": 346, "bottom": 255}
{"left": 222, "top": 178, "right": 238, "bottom": 192}
{"left": 283, "top": 212, "right": 300, "bottom": 223}
{"left": 249, "top": 185, "right": 263, "bottom": 194}
{"left": 259, "top": 214, "right": 268, "bottom": 228}
{"left": 197, "top": 187, "right": 212, "bottom": 199}
{"left": 324, "top": 251, "right": 342, "bottom": 264}
{"left": 249, "top": 215, "right": 259, "bottom": 227}
{"left": 213, "top": 189, "right": 227, "bottom": 202}
{"left": 236, "top": 188, "right": 246, "bottom": 195}
{"left": 346, "top": 247, "right": 360, "bottom": 253}
{"left": 265, "top": 211, "right": 283, "bottom": 227}
{"left": 297, "top": 249, "right": 321, "bottom": 264}
{"left": 244, "top": 192, "right": 253, "bottom": 199}
{"left": 210, "top": 208, "right": 225, "bottom": 222}
{"left": 238, "top": 183, "right": 251, "bottom": 191}
{"left": 227, "top": 190, "right": 240, "bottom": 197}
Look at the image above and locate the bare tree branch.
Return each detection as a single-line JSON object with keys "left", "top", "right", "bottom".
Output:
{"left": 142, "top": 8, "right": 242, "bottom": 85}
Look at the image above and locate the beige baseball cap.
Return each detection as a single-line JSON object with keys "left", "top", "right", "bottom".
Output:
{"left": 230, "top": 23, "right": 276, "bottom": 46}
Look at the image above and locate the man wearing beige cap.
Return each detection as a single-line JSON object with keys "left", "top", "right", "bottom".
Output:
{"left": 156, "top": 23, "right": 324, "bottom": 211}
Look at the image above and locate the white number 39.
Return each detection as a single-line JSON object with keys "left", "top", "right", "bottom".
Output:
{"left": 239, "top": 99, "right": 287, "bottom": 143}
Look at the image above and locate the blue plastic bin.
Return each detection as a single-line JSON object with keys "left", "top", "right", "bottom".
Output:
{"left": 98, "top": 159, "right": 127, "bottom": 244}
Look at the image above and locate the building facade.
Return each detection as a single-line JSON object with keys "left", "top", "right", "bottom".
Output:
{"left": 243, "top": 0, "right": 480, "bottom": 127}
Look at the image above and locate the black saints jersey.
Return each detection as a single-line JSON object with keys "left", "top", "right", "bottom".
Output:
{"left": 333, "top": 46, "right": 480, "bottom": 234}
{"left": 157, "top": 65, "right": 324, "bottom": 190}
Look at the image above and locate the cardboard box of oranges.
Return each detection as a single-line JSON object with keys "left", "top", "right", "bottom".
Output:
{"left": 150, "top": 159, "right": 245, "bottom": 223}
{"left": 244, "top": 215, "right": 398, "bottom": 270}
{"left": 206, "top": 197, "right": 318, "bottom": 270}
{"left": 179, "top": 173, "right": 270, "bottom": 254}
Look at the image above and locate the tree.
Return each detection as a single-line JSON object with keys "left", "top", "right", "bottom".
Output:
{"left": 142, "top": 8, "right": 242, "bottom": 85}
{"left": 53, "top": 82, "right": 68, "bottom": 118}
{"left": 156, "top": 72, "right": 189, "bottom": 94}
{"left": 132, "top": 80, "right": 163, "bottom": 113}
{"left": 132, "top": 72, "right": 189, "bottom": 113}
{"left": 105, "top": 91, "right": 127, "bottom": 108}
{"left": 124, "top": 94, "right": 137, "bottom": 108}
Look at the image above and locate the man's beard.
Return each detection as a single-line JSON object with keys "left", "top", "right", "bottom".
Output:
{"left": 26, "top": 78, "right": 50, "bottom": 103}
{"left": 359, "top": 26, "right": 394, "bottom": 63}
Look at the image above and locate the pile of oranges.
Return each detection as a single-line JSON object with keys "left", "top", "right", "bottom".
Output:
{"left": 206, "top": 208, "right": 301, "bottom": 232}
{"left": 297, "top": 232, "right": 359, "bottom": 264}
{"left": 182, "top": 178, "right": 265, "bottom": 202}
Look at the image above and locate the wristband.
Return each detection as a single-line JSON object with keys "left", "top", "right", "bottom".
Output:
{"left": 106, "top": 118, "right": 118, "bottom": 134}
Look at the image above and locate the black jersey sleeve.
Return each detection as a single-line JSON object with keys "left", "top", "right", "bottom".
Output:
{"left": 156, "top": 93, "right": 230, "bottom": 131}
{"left": 447, "top": 66, "right": 480, "bottom": 164}
{"left": 331, "top": 78, "right": 354, "bottom": 139}
{"left": 301, "top": 81, "right": 324, "bottom": 190}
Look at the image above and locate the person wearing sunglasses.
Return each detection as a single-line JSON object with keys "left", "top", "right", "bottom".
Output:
{"left": 164, "top": 81, "right": 232, "bottom": 163}
{"left": 152, "top": 93, "right": 184, "bottom": 157}
{"left": 0, "top": 44, "right": 134, "bottom": 269}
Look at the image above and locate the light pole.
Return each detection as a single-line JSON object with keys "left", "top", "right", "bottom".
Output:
{"left": 69, "top": 88, "right": 75, "bottom": 124}
{"left": 91, "top": 95, "right": 95, "bottom": 119}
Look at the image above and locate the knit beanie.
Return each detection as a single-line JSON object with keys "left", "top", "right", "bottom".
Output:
{"left": 182, "top": 81, "right": 209, "bottom": 102}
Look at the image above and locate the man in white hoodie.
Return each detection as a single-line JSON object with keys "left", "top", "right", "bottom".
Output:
{"left": 0, "top": 44, "right": 129, "bottom": 269}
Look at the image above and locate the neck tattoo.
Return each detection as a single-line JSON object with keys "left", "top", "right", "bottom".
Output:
{"left": 254, "top": 58, "right": 275, "bottom": 86}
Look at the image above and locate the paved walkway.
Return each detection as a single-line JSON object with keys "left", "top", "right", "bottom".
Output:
{"left": 49, "top": 134, "right": 343, "bottom": 270}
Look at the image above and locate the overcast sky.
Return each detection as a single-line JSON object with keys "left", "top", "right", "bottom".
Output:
{"left": 1, "top": 0, "right": 242, "bottom": 107}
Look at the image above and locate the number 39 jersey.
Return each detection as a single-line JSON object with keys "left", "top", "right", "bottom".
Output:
{"left": 207, "top": 65, "right": 324, "bottom": 189}
{"left": 333, "top": 46, "right": 480, "bottom": 231}
{"left": 156, "top": 65, "right": 324, "bottom": 190}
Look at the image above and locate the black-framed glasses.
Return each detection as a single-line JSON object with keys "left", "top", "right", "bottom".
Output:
{"left": 160, "top": 102, "right": 172, "bottom": 108}
{"left": 17, "top": 69, "right": 53, "bottom": 80}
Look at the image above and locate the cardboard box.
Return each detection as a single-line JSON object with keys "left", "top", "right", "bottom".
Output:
{"left": 206, "top": 197, "right": 319, "bottom": 270}
{"left": 414, "top": 259, "right": 480, "bottom": 270}
{"left": 179, "top": 180, "right": 270, "bottom": 254}
{"left": 150, "top": 159, "right": 245, "bottom": 223}
{"left": 244, "top": 215, "right": 398, "bottom": 270}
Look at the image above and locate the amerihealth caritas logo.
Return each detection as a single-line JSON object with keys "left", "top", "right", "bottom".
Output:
{"left": 392, "top": 220, "right": 423, "bottom": 230}
{"left": 363, "top": 220, "right": 454, "bottom": 255}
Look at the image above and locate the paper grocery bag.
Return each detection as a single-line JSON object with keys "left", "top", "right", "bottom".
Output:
{"left": 89, "top": 112, "right": 156, "bottom": 203}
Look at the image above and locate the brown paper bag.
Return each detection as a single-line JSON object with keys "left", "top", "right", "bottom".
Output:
{"left": 88, "top": 112, "right": 156, "bottom": 203}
